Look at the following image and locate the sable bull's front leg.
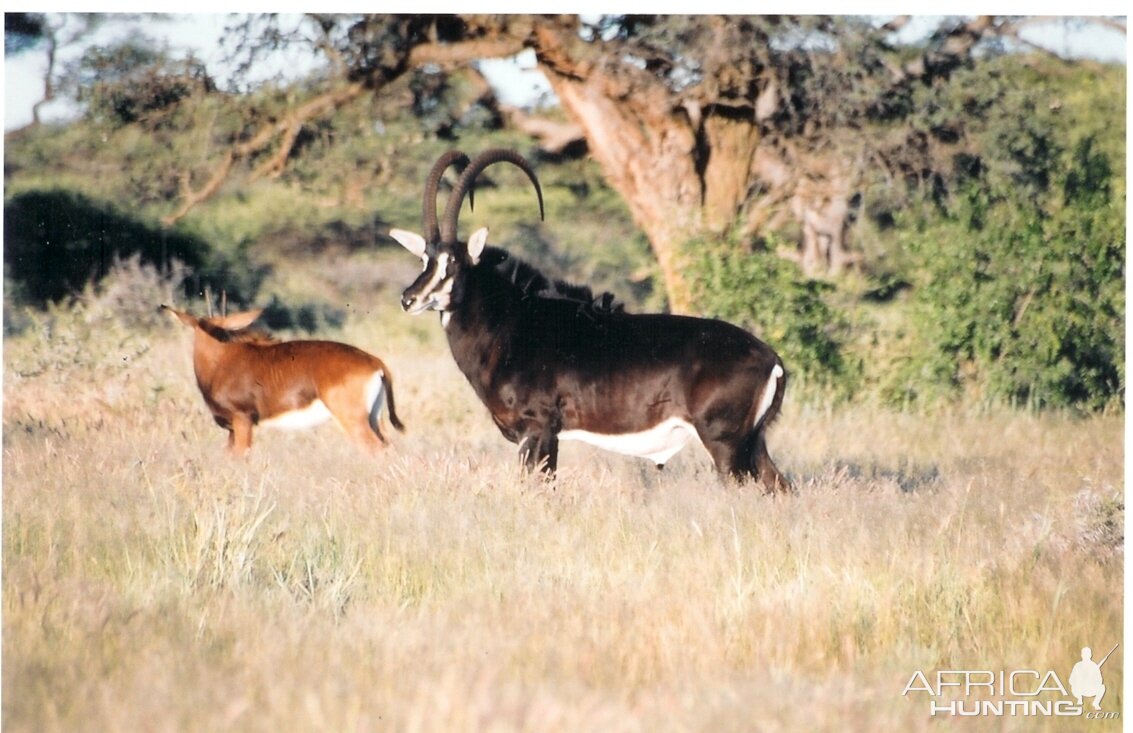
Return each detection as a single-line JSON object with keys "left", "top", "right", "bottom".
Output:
{"left": 512, "top": 403, "right": 562, "bottom": 475}
{"left": 517, "top": 424, "right": 559, "bottom": 475}
{"left": 498, "top": 385, "right": 563, "bottom": 476}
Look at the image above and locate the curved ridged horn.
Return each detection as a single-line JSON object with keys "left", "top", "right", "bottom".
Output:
{"left": 423, "top": 150, "right": 471, "bottom": 244}
{"left": 440, "top": 149, "right": 544, "bottom": 244}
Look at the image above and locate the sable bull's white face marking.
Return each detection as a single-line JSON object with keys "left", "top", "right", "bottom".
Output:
{"left": 399, "top": 248, "right": 454, "bottom": 315}
{"left": 391, "top": 227, "right": 490, "bottom": 321}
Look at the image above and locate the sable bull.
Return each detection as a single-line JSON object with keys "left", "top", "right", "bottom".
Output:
{"left": 390, "top": 149, "right": 789, "bottom": 491}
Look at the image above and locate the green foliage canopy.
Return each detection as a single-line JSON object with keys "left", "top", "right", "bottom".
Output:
{"left": 3, "top": 18, "right": 1124, "bottom": 413}
{"left": 895, "top": 135, "right": 1124, "bottom": 410}
{"left": 689, "top": 233, "right": 859, "bottom": 399}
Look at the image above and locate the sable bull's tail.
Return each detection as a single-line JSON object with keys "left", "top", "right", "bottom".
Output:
{"left": 754, "top": 361, "right": 786, "bottom": 430}
{"left": 747, "top": 359, "right": 790, "bottom": 493}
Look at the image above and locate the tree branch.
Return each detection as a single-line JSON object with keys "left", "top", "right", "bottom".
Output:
{"left": 160, "top": 27, "right": 530, "bottom": 226}
{"left": 994, "top": 16, "right": 1127, "bottom": 62}
{"left": 501, "top": 104, "right": 585, "bottom": 155}
{"left": 162, "top": 81, "right": 366, "bottom": 225}
{"left": 408, "top": 37, "right": 526, "bottom": 68}
{"left": 163, "top": 152, "right": 235, "bottom": 226}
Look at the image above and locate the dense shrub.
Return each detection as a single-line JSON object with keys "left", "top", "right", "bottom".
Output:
{"left": 4, "top": 190, "right": 206, "bottom": 304}
{"left": 894, "top": 135, "right": 1124, "bottom": 410}
{"left": 688, "top": 233, "right": 860, "bottom": 399}
{"left": 72, "top": 38, "right": 213, "bottom": 128}
{"left": 3, "top": 189, "right": 264, "bottom": 307}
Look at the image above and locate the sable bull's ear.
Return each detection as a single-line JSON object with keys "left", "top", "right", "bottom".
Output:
{"left": 467, "top": 227, "right": 489, "bottom": 265}
{"left": 390, "top": 229, "right": 427, "bottom": 258}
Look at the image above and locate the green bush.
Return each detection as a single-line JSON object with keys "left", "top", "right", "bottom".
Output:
{"left": 3, "top": 189, "right": 265, "bottom": 308}
{"left": 688, "top": 233, "right": 859, "bottom": 399}
{"left": 895, "top": 136, "right": 1124, "bottom": 410}
{"left": 72, "top": 37, "right": 213, "bottom": 128}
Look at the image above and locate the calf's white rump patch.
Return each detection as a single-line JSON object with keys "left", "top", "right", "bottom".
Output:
{"left": 260, "top": 400, "right": 333, "bottom": 430}
{"left": 363, "top": 370, "right": 386, "bottom": 413}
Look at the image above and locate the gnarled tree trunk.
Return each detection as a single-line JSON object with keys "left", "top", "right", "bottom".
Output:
{"left": 531, "top": 21, "right": 766, "bottom": 313}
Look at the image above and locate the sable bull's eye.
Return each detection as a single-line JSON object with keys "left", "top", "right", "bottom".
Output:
{"left": 424, "top": 253, "right": 451, "bottom": 297}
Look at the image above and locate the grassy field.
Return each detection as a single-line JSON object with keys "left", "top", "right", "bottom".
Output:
{"left": 2, "top": 262, "right": 1124, "bottom": 732}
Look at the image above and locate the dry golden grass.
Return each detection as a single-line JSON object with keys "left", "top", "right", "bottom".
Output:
{"left": 3, "top": 285, "right": 1124, "bottom": 732}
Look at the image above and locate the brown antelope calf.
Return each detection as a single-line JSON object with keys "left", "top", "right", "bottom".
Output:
{"left": 162, "top": 305, "right": 404, "bottom": 455}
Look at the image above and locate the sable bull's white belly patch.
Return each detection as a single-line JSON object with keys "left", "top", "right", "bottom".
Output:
{"left": 558, "top": 417, "right": 701, "bottom": 466}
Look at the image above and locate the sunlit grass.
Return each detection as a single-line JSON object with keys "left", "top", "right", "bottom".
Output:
{"left": 3, "top": 283, "right": 1123, "bottom": 732}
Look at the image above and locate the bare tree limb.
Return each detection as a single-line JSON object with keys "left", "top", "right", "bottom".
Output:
{"left": 163, "top": 152, "right": 236, "bottom": 226}
{"left": 409, "top": 37, "right": 526, "bottom": 69}
{"left": 161, "top": 31, "right": 527, "bottom": 225}
{"left": 993, "top": 16, "right": 1127, "bottom": 62}
{"left": 502, "top": 104, "right": 585, "bottom": 155}
{"left": 162, "top": 81, "right": 366, "bottom": 225}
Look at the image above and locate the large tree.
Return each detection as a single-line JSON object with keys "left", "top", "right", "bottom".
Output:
{"left": 493, "top": 15, "right": 1125, "bottom": 308}
{"left": 5, "top": 13, "right": 109, "bottom": 127}
{"left": 94, "top": 14, "right": 1120, "bottom": 310}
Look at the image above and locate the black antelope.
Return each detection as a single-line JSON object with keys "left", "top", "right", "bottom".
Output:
{"left": 389, "top": 149, "right": 790, "bottom": 492}
{"left": 162, "top": 305, "right": 403, "bottom": 455}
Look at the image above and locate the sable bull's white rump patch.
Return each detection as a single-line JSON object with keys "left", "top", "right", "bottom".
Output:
{"left": 559, "top": 417, "right": 701, "bottom": 466}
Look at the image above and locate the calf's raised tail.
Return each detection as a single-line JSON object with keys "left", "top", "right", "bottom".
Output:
{"left": 367, "top": 370, "right": 405, "bottom": 442}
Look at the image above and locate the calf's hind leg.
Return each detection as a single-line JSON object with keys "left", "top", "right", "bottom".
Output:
{"left": 324, "top": 381, "right": 387, "bottom": 453}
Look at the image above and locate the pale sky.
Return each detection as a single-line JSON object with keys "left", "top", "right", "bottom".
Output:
{"left": 2, "top": 13, "right": 1128, "bottom": 131}
{"left": 2, "top": 14, "right": 562, "bottom": 130}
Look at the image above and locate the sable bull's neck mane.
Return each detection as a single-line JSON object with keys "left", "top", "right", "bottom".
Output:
{"left": 484, "top": 246, "right": 624, "bottom": 315}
